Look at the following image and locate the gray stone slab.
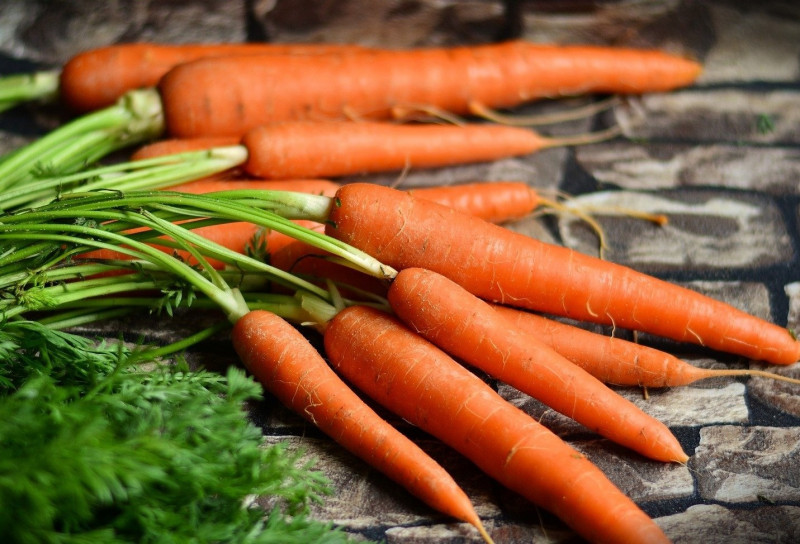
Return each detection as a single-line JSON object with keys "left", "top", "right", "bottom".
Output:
{"left": 700, "top": 3, "right": 800, "bottom": 84}
{"left": 612, "top": 90, "right": 800, "bottom": 144}
{"left": 656, "top": 504, "right": 800, "bottom": 544}
{"left": 0, "top": 0, "right": 246, "bottom": 65}
{"left": 557, "top": 190, "right": 794, "bottom": 271}
{"left": 575, "top": 142, "right": 800, "bottom": 194}
{"left": 692, "top": 425, "right": 800, "bottom": 503}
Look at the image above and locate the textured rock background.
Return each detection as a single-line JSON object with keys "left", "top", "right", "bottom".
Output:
{"left": 2, "top": 1, "right": 799, "bottom": 543}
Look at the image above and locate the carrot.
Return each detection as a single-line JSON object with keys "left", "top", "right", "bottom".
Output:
{"left": 158, "top": 40, "right": 702, "bottom": 137}
{"left": 387, "top": 267, "right": 687, "bottom": 463}
{"left": 323, "top": 305, "right": 671, "bottom": 544}
{"left": 269, "top": 238, "right": 390, "bottom": 296}
{"left": 407, "top": 181, "right": 539, "bottom": 224}
{"left": 240, "top": 120, "right": 613, "bottom": 179}
{"left": 231, "top": 310, "right": 493, "bottom": 543}
{"left": 493, "top": 304, "right": 800, "bottom": 388}
{"left": 324, "top": 183, "right": 800, "bottom": 365}
{"left": 60, "top": 42, "right": 367, "bottom": 112}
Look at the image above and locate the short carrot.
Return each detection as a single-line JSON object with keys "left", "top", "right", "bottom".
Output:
{"left": 240, "top": 120, "right": 613, "bottom": 179}
{"left": 387, "top": 267, "right": 687, "bottom": 463}
{"left": 493, "top": 304, "right": 800, "bottom": 388}
{"left": 158, "top": 40, "right": 702, "bottom": 137}
{"left": 323, "top": 305, "right": 671, "bottom": 544}
{"left": 231, "top": 310, "right": 493, "bottom": 543}
{"left": 60, "top": 42, "right": 367, "bottom": 112}
{"left": 324, "top": 183, "right": 800, "bottom": 365}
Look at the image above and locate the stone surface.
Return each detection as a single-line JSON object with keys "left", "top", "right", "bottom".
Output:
{"left": 656, "top": 504, "right": 800, "bottom": 544}
{"left": 3, "top": 1, "right": 800, "bottom": 543}
{"left": 557, "top": 190, "right": 794, "bottom": 269}
{"left": 574, "top": 142, "right": 800, "bottom": 194}
{"left": 692, "top": 426, "right": 800, "bottom": 503}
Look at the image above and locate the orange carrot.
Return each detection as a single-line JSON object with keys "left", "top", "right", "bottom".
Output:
{"left": 269, "top": 238, "right": 389, "bottom": 296}
{"left": 232, "top": 310, "right": 493, "bottom": 542}
{"left": 324, "top": 183, "right": 800, "bottom": 365}
{"left": 158, "top": 40, "right": 701, "bottom": 137}
{"left": 493, "top": 304, "right": 800, "bottom": 388}
{"left": 387, "top": 267, "right": 687, "bottom": 463}
{"left": 407, "top": 181, "right": 539, "bottom": 224}
{"left": 323, "top": 305, "right": 671, "bottom": 544}
{"left": 240, "top": 121, "right": 600, "bottom": 179}
{"left": 60, "top": 42, "right": 367, "bottom": 112}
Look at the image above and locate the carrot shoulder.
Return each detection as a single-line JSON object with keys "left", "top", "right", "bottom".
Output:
{"left": 324, "top": 183, "right": 800, "bottom": 365}
{"left": 323, "top": 305, "right": 671, "bottom": 544}
{"left": 159, "top": 40, "right": 701, "bottom": 137}
{"left": 231, "top": 310, "right": 491, "bottom": 541}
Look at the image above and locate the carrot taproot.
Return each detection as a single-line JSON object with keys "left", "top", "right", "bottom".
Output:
{"left": 240, "top": 120, "right": 614, "bottom": 179}
{"left": 324, "top": 183, "right": 800, "bottom": 365}
{"left": 387, "top": 267, "right": 687, "bottom": 463}
{"left": 231, "top": 310, "right": 493, "bottom": 543}
{"left": 158, "top": 40, "right": 701, "bottom": 137}
{"left": 493, "top": 304, "right": 800, "bottom": 388}
{"left": 323, "top": 305, "right": 671, "bottom": 544}
{"left": 60, "top": 42, "right": 367, "bottom": 113}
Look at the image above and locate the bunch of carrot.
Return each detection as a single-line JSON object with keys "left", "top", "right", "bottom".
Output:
{"left": 5, "top": 37, "right": 798, "bottom": 544}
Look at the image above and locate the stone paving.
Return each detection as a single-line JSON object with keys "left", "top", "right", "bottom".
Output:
{"left": 1, "top": 1, "right": 799, "bottom": 543}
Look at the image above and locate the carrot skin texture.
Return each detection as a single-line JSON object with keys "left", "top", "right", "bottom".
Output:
{"left": 388, "top": 267, "right": 687, "bottom": 463}
{"left": 324, "top": 306, "right": 671, "bottom": 544}
{"left": 492, "top": 304, "right": 729, "bottom": 387}
{"left": 60, "top": 42, "right": 366, "bottom": 112}
{"left": 231, "top": 310, "right": 486, "bottom": 530}
{"left": 242, "top": 121, "right": 547, "bottom": 179}
{"left": 159, "top": 40, "right": 702, "bottom": 137}
{"left": 325, "top": 184, "right": 800, "bottom": 365}
{"left": 408, "top": 181, "right": 539, "bottom": 224}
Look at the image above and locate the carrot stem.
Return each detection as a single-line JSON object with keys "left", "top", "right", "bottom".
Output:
{"left": 0, "top": 70, "right": 60, "bottom": 112}
{"left": 0, "top": 88, "right": 164, "bottom": 191}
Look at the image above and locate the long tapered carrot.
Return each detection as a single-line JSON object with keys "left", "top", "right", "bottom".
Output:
{"left": 493, "top": 304, "right": 800, "bottom": 388}
{"left": 240, "top": 120, "right": 613, "bottom": 179}
{"left": 159, "top": 40, "right": 701, "bottom": 137}
{"left": 324, "top": 183, "right": 800, "bottom": 365}
{"left": 387, "top": 267, "right": 687, "bottom": 463}
{"left": 60, "top": 42, "right": 367, "bottom": 112}
{"left": 323, "top": 305, "right": 671, "bottom": 544}
{"left": 231, "top": 310, "right": 493, "bottom": 542}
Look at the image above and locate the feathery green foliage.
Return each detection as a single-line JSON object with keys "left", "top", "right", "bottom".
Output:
{"left": 0, "top": 321, "right": 352, "bottom": 544}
